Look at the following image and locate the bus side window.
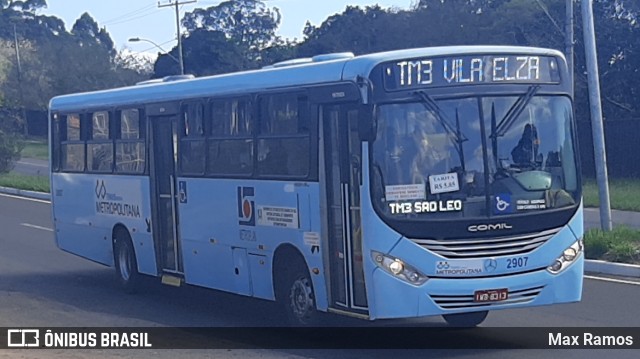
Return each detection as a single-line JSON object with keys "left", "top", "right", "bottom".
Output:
{"left": 87, "top": 111, "right": 113, "bottom": 173}
{"left": 257, "top": 93, "right": 310, "bottom": 177}
{"left": 207, "top": 98, "right": 254, "bottom": 176}
{"left": 61, "top": 113, "right": 85, "bottom": 172}
{"left": 51, "top": 113, "right": 62, "bottom": 172}
{"left": 180, "top": 102, "right": 206, "bottom": 175}
{"left": 115, "top": 108, "right": 146, "bottom": 174}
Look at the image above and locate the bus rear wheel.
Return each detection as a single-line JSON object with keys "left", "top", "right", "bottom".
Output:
{"left": 442, "top": 311, "right": 488, "bottom": 327}
{"left": 113, "top": 231, "right": 139, "bottom": 293}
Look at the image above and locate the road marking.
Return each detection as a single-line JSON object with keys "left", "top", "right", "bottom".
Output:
{"left": 20, "top": 223, "right": 54, "bottom": 232}
{"left": 0, "top": 193, "right": 50, "bottom": 204}
{"left": 585, "top": 275, "right": 640, "bottom": 286}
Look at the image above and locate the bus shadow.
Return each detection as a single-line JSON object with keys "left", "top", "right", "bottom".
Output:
{"left": 2, "top": 269, "right": 523, "bottom": 356}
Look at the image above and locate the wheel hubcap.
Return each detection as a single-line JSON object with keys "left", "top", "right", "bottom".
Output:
{"left": 289, "top": 277, "right": 314, "bottom": 320}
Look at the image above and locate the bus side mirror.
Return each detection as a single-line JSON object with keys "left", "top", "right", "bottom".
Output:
{"left": 358, "top": 104, "right": 376, "bottom": 142}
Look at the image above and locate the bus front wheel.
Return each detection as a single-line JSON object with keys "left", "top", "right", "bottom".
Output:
{"left": 113, "top": 230, "right": 139, "bottom": 293}
{"left": 275, "top": 257, "right": 320, "bottom": 326}
{"left": 442, "top": 311, "right": 488, "bottom": 327}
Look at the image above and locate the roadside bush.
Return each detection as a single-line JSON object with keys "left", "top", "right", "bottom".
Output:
{"left": 584, "top": 229, "right": 610, "bottom": 259}
{"left": 584, "top": 227, "right": 640, "bottom": 264}
{"left": 605, "top": 242, "right": 640, "bottom": 264}
{"left": 0, "top": 108, "right": 25, "bottom": 173}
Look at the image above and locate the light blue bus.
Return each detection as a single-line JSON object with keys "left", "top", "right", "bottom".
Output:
{"left": 49, "top": 46, "right": 583, "bottom": 326}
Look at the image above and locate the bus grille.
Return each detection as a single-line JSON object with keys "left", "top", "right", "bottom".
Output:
{"left": 411, "top": 227, "right": 561, "bottom": 259}
{"left": 430, "top": 286, "right": 544, "bottom": 310}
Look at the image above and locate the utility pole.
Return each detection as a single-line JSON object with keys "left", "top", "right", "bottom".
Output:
{"left": 565, "top": 0, "right": 574, "bottom": 98}
{"left": 158, "top": 0, "right": 196, "bottom": 75}
{"left": 582, "top": 0, "right": 612, "bottom": 231}
{"left": 13, "top": 24, "right": 28, "bottom": 137}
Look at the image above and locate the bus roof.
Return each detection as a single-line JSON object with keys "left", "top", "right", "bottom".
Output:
{"left": 49, "top": 45, "right": 565, "bottom": 113}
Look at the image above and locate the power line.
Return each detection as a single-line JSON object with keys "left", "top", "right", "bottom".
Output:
{"left": 102, "top": 4, "right": 157, "bottom": 25}
{"left": 105, "top": 9, "right": 163, "bottom": 26}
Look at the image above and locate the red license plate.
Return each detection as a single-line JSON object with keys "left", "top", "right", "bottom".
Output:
{"left": 474, "top": 288, "right": 509, "bottom": 302}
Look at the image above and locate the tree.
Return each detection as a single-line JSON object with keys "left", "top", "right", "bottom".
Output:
{"left": 257, "top": 38, "right": 298, "bottom": 68}
{"left": 293, "top": 0, "right": 640, "bottom": 123}
{"left": 299, "top": 5, "right": 406, "bottom": 56}
{"left": 155, "top": 29, "right": 246, "bottom": 77}
{"left": 1, "top": 2, "right": 153, "bottom": 141}
{"left": 0, "top": 0, "right": 65, "bottom": 41}
{"left": 0, "top": 39, "right": 13, "bottom": 101}
{"left": 182, "top": 0, "right": 281, "bottom": 62}
{"left": 0, "top": 37, "right": 23, "bottom": 172}
{"left": 0, "top": 35, "right": 23, "bottom": 171}
{"left": 71, "top": 12, "right": 115, "bottom": 56}
{"left": 0, "top": 106, "right": 23, "bottom": 173}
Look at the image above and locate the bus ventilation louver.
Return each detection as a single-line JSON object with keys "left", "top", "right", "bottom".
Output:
{"left": 429, "top": 285, "right": 544, "bottom": 310}
{"left": 411, "top": 227, "right": 561, "bottom": 259}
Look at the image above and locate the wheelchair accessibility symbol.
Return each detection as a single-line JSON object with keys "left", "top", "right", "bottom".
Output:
{"left": 494, "top": 193, "right": 512, "bottom": 214}
{"left": 496, "top": 196, "right": 509, "bottom": 211}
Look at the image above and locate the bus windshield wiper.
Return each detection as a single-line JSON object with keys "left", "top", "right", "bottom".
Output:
{"left": 414, "top": 90, "right": 468, "bottom": 171}
{"left": 414, "top": 90, "right": 468, "bottom": 145}
{"left": 490, "top": 85, "right": 540, "bottom": 139}
{"left": 416, "top": 91, "right": 469, "bottom": 171}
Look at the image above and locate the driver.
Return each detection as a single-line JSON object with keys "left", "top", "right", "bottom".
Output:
{"left": 511, "top": 123, "right": 539, "bottom": 166}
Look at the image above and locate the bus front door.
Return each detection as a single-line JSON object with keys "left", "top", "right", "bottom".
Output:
{"left": 149, "top": 113, "right": 184, "bottom": 278}
{"left": 323, "top": 105, "right": 368, "bottom": 315}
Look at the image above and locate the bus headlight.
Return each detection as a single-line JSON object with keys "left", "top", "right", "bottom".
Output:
{"left": 547, "top": 239, "right": 583, "bottom": 274}
{"left": 388, "top": 260, "right": 404, "bottom": 275}
{"left": 563, "top": 247, "right": 577, "bottom": 261}
{"left": 371, "top": 251, "right": 428, "bottom": 285}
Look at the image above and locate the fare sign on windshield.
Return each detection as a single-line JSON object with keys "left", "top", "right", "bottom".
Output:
{"left": 382, "top": 55, "right": 560, "bottom": 91}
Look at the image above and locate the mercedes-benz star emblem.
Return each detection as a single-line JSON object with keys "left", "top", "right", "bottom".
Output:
{"left": 484, "top": 258, "right": 498, "bottom": 272}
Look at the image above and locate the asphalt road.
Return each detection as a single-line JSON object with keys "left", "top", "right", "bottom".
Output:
{"left": 12, "top": 158, "right": 49, "bottom": 177}
{"left": 584, "top": 207, "right": 640, "bottom": 230}
{"left": 0, "top": 193, "right": 638, "bottom": 358}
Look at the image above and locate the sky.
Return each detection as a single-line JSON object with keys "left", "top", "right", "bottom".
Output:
{"left": 42, "top": 0, "right": 415, "bottom": 56}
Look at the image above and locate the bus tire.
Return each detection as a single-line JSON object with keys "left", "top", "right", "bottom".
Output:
{"left": 275, "top": 254, "right": 320, "bottom": 326}
{"left": 442, "top": 311, "right": 488, "bottom": 327}
{"left": 113, "top": 230, "right": 139, "bottom": 294}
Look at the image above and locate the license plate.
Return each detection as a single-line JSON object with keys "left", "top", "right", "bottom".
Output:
{"left": 474, "top": 288, "right": 509, "bottom": 302}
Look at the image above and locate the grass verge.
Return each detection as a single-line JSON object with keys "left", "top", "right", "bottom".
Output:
{"left": 585, "top": 226, "right": 640, "bottom": 265}
{"left": 0, "top": 173, "right": 50, "bottom": 193}
{"left": 21, "top": 139, "right": 49, "bottom": 161}
{"left": 583, "top": 178, "right": 640, "bottom": 212}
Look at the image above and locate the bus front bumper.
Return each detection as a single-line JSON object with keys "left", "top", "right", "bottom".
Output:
{"left": 368, "top": 256, "right": 583, "bottom": 320}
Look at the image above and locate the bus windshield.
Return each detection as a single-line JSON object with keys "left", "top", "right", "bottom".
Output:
{"left": 371, "top": 95, "right": 579, "bottom": 220}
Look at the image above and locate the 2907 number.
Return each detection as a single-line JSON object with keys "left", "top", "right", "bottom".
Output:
{"left": 506, "top": 256, "right": 528, "bottom": 269}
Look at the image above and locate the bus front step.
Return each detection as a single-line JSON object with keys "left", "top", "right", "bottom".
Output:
{"left": 161, "top": 274, "right": 182, "bottom": 287}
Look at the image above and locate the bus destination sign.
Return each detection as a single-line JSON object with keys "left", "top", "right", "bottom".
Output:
{"left": 382, "top": 55, "right": 560, "bottom": 91}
